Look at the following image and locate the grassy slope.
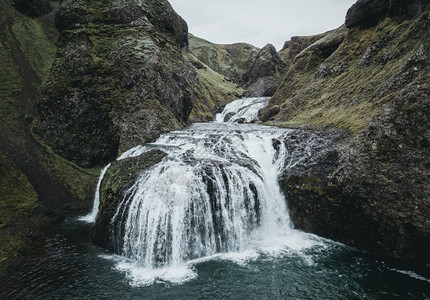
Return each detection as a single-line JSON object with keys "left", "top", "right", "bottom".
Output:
{"left": 269, "top": 13, "right": 428, "bottom": 134}
{"left": 189, "top": 34, "right": 259, "bottom": 83}
{"left": 0, "top": 0, "right": 99, "bottom": 267}
{"left": 186, "top": 52, "right": 244, "bottom": 121}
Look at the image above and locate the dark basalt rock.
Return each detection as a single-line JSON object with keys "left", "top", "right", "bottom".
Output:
{"left": 94, "top": 150, "right": 167, "bottom": 252}
{"left": 13, "top": 0, "right": 52, "bottom": 18}
{"left": 33, "top": 0, "right": 196, "bottom": 168}
{"left": 346, "top": 0, "right": 430, "bottom": 28}
{"left": 242, "top": 44, "right": 286, "bottom": 97}
{"left": 346, "top": 0, "right": 390, "bottom": 28}
{"left": 286, "top": 33, "right": 328, "bottom": 59}
{"left": 258, "top": 105, "right": 280, "bottom": 122}
{"left": 223, "top": 112, "right": 235, "bottom": 122}
{"left": 55, "top": 0, "right": 87, "bottom": 30}
{"left": 243, "top": 77, "right": 279, "bottom": 98}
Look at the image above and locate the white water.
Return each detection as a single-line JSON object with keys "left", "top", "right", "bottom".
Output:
{"left": 79, "top": 164, "right": 111, "bottom": 223}
{"left": 100, "top": 97, "right": 327, "bottom": 286}
{"left": 215, "top": 97, "right": 269, "bottom": 123}
{"left": 79, "top": 145, "right": 149, "bottom": 223}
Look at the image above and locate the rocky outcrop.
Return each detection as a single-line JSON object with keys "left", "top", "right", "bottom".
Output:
{"left": 242, "top": 44, "right": 286, "bottom": 97}
{"left": 282, "top": 32, "right": 329, "bottom": 60}
{"left": 33, "top": 0, "right": 197, "bottom": 168}
{"left": 94, "top": 150, "right": 167, "bottom": 251}
{"left": 281, "top": 74, "right": 430, "bottom": 275}
{"left": 346, "top": 0, "right": 430, "bottom": 28}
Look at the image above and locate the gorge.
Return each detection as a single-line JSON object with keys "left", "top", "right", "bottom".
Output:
{"left": 0, "top": 0, "right": 429, "bottom": 298}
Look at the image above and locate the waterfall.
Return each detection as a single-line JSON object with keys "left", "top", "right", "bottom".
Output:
{"left": 215, "top": 97, "right": 269, "bottom": 123}
{"left": 79, "top": 164, "right": 111, "bottom": 223}
{"left": 94, "top": 98, "right": 324, "bottom": 285}
{"left": 79, "top": 145, "right": 148, "bottom": 223}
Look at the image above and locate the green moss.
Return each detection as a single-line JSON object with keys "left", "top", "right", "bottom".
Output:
{"left": 11, "top": 18, "right": 56, "bottom": 80}
{"left": 0, "top": 151, "right": 39, "bottom": 228}
{"left": 0, "top": 150, "right": 39, "bottom": 264}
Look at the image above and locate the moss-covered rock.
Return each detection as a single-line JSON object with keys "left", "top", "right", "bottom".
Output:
{"left": 33, "top": 0, "right": 244, "bottom": 168}
{"left": 33, "top": 0, "right": 195, "bottom": 168}
{"left": 279, "top": 6, "right": 430, "bottom": 275}
{"left": 94, "top": 149, "right": 166, "bottom": 252}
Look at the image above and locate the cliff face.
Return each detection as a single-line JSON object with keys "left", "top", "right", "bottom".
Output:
{"left": 271, "top": 0, "right": 430, "bottom": 276}
{"left": 33, "top": 0, "right": 194, "bottom": 168}
{"left": 0, "top": 0, "right": 101, "bottom": 267}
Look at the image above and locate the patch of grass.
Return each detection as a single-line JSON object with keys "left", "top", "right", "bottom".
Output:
{"left": 189, "top": 34, "right": 259, "bottom": 83}
{"left": 0, "top": 151, "right": 39, "bottom": 227}
{"left": 11, "top": 18, "right": 56, "bottom": 80}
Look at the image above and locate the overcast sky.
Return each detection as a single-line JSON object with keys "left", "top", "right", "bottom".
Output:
{"left": 169, "top": 0, "right": 357, "bottom": 50}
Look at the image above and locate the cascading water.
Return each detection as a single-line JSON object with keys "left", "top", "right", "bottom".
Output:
{"left": 215, "top": 97, "right": 269, "bottom": 123}
{"left": 88, "top": 98, "right": 325, "bottom": 285}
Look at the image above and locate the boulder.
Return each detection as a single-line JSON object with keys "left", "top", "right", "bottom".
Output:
{"left": 258, "top": 105, "right": 280, "bottom": 122}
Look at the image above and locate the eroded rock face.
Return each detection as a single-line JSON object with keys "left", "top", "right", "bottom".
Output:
{"left": 346, "top": 0, "right": 430, "bottom": 28}
{"left": 242, "top": 44, "right": 286, "bottom": 97}
{"left": 33, "top": 0, "right": 196, "bottom": 168}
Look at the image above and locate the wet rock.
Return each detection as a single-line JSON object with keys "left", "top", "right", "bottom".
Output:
{"left": 223, "top": 112, "right": 235, "bottom": 122}
{"left": 258, "top": 105, "right": 280, "bottom": 122}
{"left": 236, "top": 118, "right": 245, "bottom": 124}
{"left": 94, "top": 149, "right": 167, "bottom": 251}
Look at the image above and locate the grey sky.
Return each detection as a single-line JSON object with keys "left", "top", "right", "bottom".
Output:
{"left": 169, "top": 0, "right": 357, "bottom": 50}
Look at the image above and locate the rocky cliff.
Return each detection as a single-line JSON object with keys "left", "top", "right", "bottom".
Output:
{"left": 0, "top": 0, "right": 101, "bottom": 267}
{"left": 32, "top": 0, "right": 241, "bottom": 169}
{"left": 268, "top": 0, "right": 430, "bottom": 276}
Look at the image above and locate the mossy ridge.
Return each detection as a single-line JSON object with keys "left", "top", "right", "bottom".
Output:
{"left": 269, "top": 13, "right": 427, "bottom": 133}
{"left": 186, "top": 52, "right": 243, "bottom": 122}
{"left": 189, "top": 34, "right": 259, "bottom": 84}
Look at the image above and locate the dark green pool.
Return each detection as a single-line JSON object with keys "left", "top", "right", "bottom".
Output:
{"left": 1, "top": 216, "right": 429, "bottom": 299}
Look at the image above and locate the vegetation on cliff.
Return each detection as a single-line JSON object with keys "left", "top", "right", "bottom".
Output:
{"left": 0, "top": 0, "right": 100, "bottom": 268}
{"left": 273, "top": 0, "right": 430, "bottom": 276}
